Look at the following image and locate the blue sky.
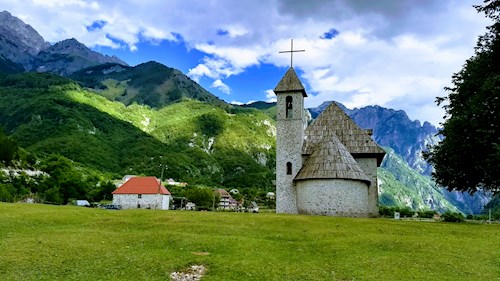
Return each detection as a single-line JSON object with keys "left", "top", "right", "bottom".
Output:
{"left": 0, "top": 0, "right": 492, "bottom": 126}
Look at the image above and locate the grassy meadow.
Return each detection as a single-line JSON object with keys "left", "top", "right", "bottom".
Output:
{"left": 0, "top": 203, "right": 498, "bottom": 280}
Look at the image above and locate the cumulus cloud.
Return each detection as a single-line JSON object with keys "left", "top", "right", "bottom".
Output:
{"left": 265, "top": 89, "right": 277, "bottom": 103}
{"left": 211, "top": 79, "right": 231, "bottom": 94}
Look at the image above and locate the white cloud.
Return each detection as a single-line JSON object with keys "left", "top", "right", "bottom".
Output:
{"left": 187, "top": 63, "right": 213, "bottom": 82}
{"left": 188, "top": 44, "right": 265, "bottom": 80}
{"left": 265, "top": 89, "right": 276, "bottom": 103}
{"left": 230, "top": 101, "right": 243, "bottom": 105}
{"left": 211, "top": 79, "right": 231, "bottom": 94}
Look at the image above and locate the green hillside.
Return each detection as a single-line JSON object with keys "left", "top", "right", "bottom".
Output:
{"left": 378, "top": 148, "right": 459, "bottom": 212}
{"left": 69, "top": 61, "right": 229, "bottom": 110}
{"left": 0, "top": 72, "right": 275, "bottom": 191}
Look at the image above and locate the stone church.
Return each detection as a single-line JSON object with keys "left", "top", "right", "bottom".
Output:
{"left": 275, "top": 67, "right": 385, "bottom": 217}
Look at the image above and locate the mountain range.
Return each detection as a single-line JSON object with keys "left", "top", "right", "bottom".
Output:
{"left": 0, "top": 11, "right": 125, "bottom": 75}
{"left": 0, "top": 10, "right": 492, "bottom": 214}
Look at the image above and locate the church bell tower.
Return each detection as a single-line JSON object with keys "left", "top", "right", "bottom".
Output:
{"left": 274, "top": 67, "right": 307, "bottom": 214}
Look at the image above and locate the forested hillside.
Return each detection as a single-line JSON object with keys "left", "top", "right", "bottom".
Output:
{"left": 0, "top": 72, "right": 275, "bottom": 203}
{"left": 70, "top": 62, "right": 229, "bottom": 109}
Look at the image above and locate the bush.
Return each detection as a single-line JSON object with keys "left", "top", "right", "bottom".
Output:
{"left": 466, "top": 214, "right": 489, "bottom": 220}
{"left": 442, "top": 211, "right": 465, "bottom": 222}
{"left": 379, "top": 205, "right": 415, "bottom": 218}
{"left": 185, "top": 186, "right": 218, "bottom": 210}
{"left": 399, "top": 207, "right": 414, "bottom": 218}
{"left": 418, "top": 210, "right": 437, "bottom": 218}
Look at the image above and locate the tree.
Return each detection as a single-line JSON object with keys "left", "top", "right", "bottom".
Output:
{"left": 0, "top": 128, "right": 18, "bottom": 164}
{"left": 424, "top": 0, "right": 500, "bottom": 194}
{"left": 197, "top": 113, "right": 224, "bottom": 137}
{"left": 185, "top": 186, "right": 217, "bottom": 210}
{"left": 38, "top": 154, "right": 90, "bottom": 204}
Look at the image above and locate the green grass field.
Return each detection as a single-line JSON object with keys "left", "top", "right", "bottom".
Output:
{"left": 0, "top": 203, "right": 498, "bottom": 280}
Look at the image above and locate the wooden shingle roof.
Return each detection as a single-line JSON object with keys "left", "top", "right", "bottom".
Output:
{"left": 112, "top": 177, "right": 170, "bottom": 195}
{"left": 303, "top": 102, "right": 385, "bottom": 165}
{"left": 295, "top": 131, "right": 371, "bottom": 183}
{"left": 273, "top": 67, "right": 307, "bottom": 97}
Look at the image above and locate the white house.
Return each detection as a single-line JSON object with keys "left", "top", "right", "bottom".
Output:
{"left": 112, "top": 176, "right": 171, "bottom": 210}
{"left": 76, "top": 200, "right": 90, "bottom": 207}
{"left": 215, "top": 189, "right": 237, "bottom": 210}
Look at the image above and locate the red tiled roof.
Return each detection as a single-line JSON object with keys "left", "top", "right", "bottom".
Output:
{"left": 112, "top": 177, "right": 171, "bottom": 195}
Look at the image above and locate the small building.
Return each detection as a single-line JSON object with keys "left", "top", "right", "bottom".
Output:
{"left": 121, "top": 175, "right": 136, "bottom": 183}
{"left": 167, "top": 178, "right": 188, "bottom": 187}
{"left": 215, "top": 189, "right": 237, "bottom": 210}
{"left": 112, "top": 176, "right": 171, "bottom": 210}
{"left": 76, "top": 200, "right": 90, "bottom": 207}
{"left": 249, "top": 201, "right": 259, "bottom": 213}
{"left": 266, "top": 192, "right": 275, "bottom": 200}
{"left": 185, "top": 202, "right": 196, "bottom": 210}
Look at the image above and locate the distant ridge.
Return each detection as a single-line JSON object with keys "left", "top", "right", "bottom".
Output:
{"left": 33, "top": 38, "right": 127, "bottom": 76}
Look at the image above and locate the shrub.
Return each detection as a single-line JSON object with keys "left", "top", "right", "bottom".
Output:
{"left": 399, "top": 207, "right": 414, "bottom": 218}
{"left": 418, "top": 210, "right": 437, "bottom": 219}
{"left": 378, "top": 205, "right": 415, "bottom": 218}
{"left": 442, "top": 211, "right": 465, "bottom": 222}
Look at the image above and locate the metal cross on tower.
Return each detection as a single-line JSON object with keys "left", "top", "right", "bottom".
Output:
{"left": 279, "top": 39, "right": 305, "bottom": 68}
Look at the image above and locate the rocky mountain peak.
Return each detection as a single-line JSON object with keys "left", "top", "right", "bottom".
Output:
{"left": 0, "top": 10, "right": 49, "bottom": 55}
{"left": 50, "top": 38, "right": 87, "bottom": 52}
{"left": 308, "top": 101, "right": 441, "bottom": 176}
{"left": 33, "top": 38, "right": 128, "bottom": 76}
{"left": 0, "top": 11, "right": 128, "bottom": 76}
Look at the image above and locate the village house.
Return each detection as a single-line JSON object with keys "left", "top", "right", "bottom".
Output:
{"left": 275, "top": 66, "right": 385, "bottom": 217}
{"left": 266, "top": 192, "right": 275, "bottom": 200}
{"left": 215, "top": 189, "right": 237, "bottom": 210}
{"left": 112, "top": 176, "right": 171, "bottom": 210}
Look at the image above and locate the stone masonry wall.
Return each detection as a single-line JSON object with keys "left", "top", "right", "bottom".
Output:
{"left": 296, "top": 179, "right": 369, "bottom": 217}
{"left": 113, "top": 194, "right": 170, "bottom": 210}
{"left": 276, "top": 91, "right": 305, "bottom": 214}
{"left": 355, "top": 157, "right": 379, "bottom": 217}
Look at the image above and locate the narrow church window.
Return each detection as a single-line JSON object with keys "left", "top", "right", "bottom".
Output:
{"left": 286, "top": 96, "right": 293, "bottom": 118}
{"left": 286, "top": 162, "right": 292, "bottom": 175}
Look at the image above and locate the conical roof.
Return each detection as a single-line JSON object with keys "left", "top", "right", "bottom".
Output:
{"left": 273, "top": 67, "right": 307, "bottom": 97}
{"left": 295, "top": 131, "right": 371, "bottom": 183}
{"left": 303, "top": 102, "right": 385, "bottom": 165}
